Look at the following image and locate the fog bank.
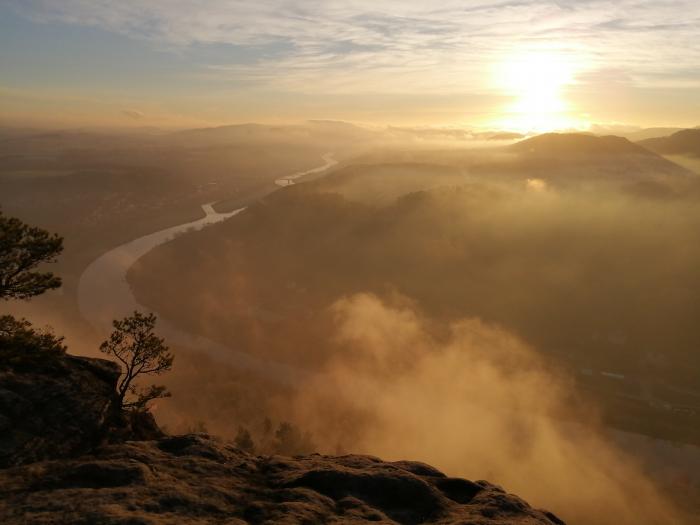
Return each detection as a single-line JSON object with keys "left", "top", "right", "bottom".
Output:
{"left": 283, "top": 293, "right": 686, "bottom": 524}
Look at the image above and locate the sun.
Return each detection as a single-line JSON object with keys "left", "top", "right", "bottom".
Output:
{"left": 493, "top": 49, "right": 587, "bottom": 133}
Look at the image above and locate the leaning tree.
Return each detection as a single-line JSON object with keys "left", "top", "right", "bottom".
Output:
{"left": 100, "top": 311, "right": 174, "bottom": 411}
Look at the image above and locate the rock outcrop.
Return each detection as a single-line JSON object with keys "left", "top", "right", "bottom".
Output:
{"left": 0, "top": 350, "right": 564, "bottom": 524}
{"left": 0, "top": 433, "right": 564, "bottom": 524}
{"left": 0, "top": 353, "right": 160, "bottom": 468}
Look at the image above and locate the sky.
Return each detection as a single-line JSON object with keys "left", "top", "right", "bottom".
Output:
{"left": 1, "top": 0, "right": 700, "bottom": 131}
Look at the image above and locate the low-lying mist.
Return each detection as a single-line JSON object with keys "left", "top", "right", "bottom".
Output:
{"left": 281, "top": 293, "right": 685, "bottom": 525}
{"left": 18, "top": 287, "right": 695, "bottom": 524}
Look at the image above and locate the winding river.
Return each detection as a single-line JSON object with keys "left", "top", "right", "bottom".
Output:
{"left": 77, "top": 153, "right": 337, "bottom": 383}
{"left": 274, "top": 152, "right": 337, "bottom": 186}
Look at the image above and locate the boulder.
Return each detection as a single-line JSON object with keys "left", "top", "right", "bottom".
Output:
{"left": 0, "top": 351, "right": 162, "bottom": 468}
{"left": 0, "top": 355, "right": 122, "bottom": 467}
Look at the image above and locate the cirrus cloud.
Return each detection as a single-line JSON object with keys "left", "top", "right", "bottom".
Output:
{"left": 10, "top": 0, "right": 700, "bottom": 95}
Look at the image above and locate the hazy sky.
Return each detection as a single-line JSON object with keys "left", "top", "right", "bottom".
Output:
{"left": 2, "top": 1, "right": 700, "bottom": 130}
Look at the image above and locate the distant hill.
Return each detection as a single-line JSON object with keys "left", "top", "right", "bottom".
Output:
{"left": 601, "top": 127, "right": 685, "bottom": 141}
{"left": 512, "top": 133, "right": 656, "bottom": 158}
{"left": 506, "top": 133, "right": 690, "bottom": 181}
{"left": 484, "top": 131, "right": 526, "bottom": 141}
{"left": 170, "top": 120, "right": 377, "bottom": 147}
{"left": 638, "top": 129, "right": 700, "bottom": 157}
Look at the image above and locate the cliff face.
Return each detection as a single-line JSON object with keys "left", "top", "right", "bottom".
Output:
{"left": 0, "top": 355, "right": 123, "bottom": 468}
{"left": 0, "top": 352, "right": 161, "bottom": 468}
{"left": 0, "top": 351, "right": 565, "bottom": 525}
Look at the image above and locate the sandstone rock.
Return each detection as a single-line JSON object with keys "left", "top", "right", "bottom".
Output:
{"left": 0, "top": 355, "right": 121, "bottom": 467}
{"left": 0, "top": 434, "right": 565, "bottom": 524}
{"left": 0, "top": 351, "right": 564, "bottom": 524}
{"left": 0, "top": 352, "right": 161, "bottom": 468}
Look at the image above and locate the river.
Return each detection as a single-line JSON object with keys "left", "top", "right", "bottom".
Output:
{"left": 77, "top": 153, "right": 337, "bottom": 383}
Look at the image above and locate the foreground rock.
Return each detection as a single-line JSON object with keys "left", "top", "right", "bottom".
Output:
{"left": 0, "top": 433, "right": 564, "bottom": 524}
{"left": 0, "top": 353, "right": 161, "bottom": 468}
{"left": 0, "top": 350, "right": 564, "bottom": 524}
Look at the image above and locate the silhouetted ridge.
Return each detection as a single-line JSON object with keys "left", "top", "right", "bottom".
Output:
{"left": 512, "top": 133, "right": 655, "bottom": 157}
{"left": 505, "top": 132, "right": 691, "bottom": 180}
{"left": 638, "top": 128, "right": 700, "bottom": 157}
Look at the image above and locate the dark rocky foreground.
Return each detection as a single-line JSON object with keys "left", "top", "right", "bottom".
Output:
{"left": 0, "top": 353, "right": 161, "bottom": 469}
{"left": 0, "top": 351, "right": 565, "bottom": 524}
{"left": 0, "top": 434, "right": 564, "bottom": 524}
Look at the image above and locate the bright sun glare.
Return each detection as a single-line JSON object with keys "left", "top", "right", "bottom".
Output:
{"left": 495, "top": 50, "right": 587, "bottom": 133}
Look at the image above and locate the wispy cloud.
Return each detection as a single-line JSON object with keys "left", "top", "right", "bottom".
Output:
{"left": 10, "top": 1, "right": 700, "bottom": 96}
{"left": 121, "top": 108, "right": 144, "bottom": 120}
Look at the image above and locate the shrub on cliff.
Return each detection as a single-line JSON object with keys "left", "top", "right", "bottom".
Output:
{"left": 0, "top": 315, "right": 65, "bottom": 368}
{"left": 99, "top": 311, "right": 174, "bottom": 411}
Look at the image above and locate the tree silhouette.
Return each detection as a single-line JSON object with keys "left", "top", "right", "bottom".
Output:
{"left": 100, "top": 311, "right": 174, "bottom": 411}
{"left": 274, "top": 421, "right": 315, "bottom": 455}
{"left": 234, "top": 426, "right": 255, "bottom": 453}
{"left": 0, "top": 211, "right": 63, "bottom": 300}
{"left": 0, "top": 211, "right": 64, "bottom": 362}
{"left": 0, "top": 315, "right": 66, "bottom": 365}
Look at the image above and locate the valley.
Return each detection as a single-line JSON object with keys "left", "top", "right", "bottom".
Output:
{"left": 4, "top": 126, "right": 700, "bottom": 524}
